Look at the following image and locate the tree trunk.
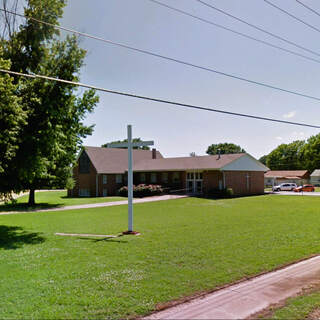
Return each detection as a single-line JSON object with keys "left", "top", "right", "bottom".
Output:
{"left": 28, "top": 188, "right": 35, "bottom": 206}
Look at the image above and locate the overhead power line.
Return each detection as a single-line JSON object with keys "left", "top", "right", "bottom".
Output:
{"left": 1, "top": 68, "right": 320, "bottom": 129}
{"left": 2, "top": 8, "right": 320, "bottom": 103}
{"left": 296, "top": 1, "right": 320, "bottom": 18}
{"left": 145, "top": 0, "right": 320, "bottom": 65}
{"left": 264, "top": 0, "right": 320, "bottom": 34}
{"left": 195, "top": 0, "right": 320, "bottom": 58}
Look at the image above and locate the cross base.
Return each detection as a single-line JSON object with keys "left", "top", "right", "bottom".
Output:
{"left": 122, "top": 230, "right": 141, "bottom": 236}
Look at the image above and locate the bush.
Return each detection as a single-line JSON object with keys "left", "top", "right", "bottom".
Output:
{"left": 206, "top": 187, "right": 234, "bottom": 199}
{"left": 118, "top": 184, "right": 164, "bottom": 198}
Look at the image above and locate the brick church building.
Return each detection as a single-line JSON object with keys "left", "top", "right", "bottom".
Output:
{"left": 68, "top": 146, "right": 268, "bottom": 197}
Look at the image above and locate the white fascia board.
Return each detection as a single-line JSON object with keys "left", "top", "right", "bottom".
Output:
{"left": 221, "top": 153, "right": 270, "bottom": 172}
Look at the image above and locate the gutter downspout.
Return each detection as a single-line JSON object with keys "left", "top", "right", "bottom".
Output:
{"left": 222, "top": 171, "right": 226, "bottom": 189}
{"left": 96, "top": 174, "right": 99, "bottom": 197}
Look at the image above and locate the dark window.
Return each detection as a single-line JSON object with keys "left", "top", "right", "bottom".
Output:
{"left": 79, "top": 152, "right": 90, "bottom": 174}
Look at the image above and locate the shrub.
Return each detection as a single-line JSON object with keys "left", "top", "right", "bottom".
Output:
{"left": 206, "top": 187, "right": 234, "bottom": 199}
{"left": 118, "top": 184, "right": 164, "bottom": 198}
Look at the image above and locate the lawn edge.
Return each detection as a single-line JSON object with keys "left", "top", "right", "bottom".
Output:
{"left": 138, "top": 253, "right": 320, "bottom": 320}
{"left": 247, "top": 281, "right": 320, "bottom": 319}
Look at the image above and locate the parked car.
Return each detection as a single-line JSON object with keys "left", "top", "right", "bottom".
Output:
{"left": 272, "top": 183, "right": 297, "bottom": 192}
{"left": 293, "top": 185, "right": 315, "bottom": 192}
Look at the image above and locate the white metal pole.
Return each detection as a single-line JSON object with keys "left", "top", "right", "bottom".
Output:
{"left": 127, "top": 125, "right": 133, "bottom": 232}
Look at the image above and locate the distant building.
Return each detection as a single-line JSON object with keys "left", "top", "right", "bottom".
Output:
{"left": 68, "top": 146, "right": 269, "bottom": 197}
{"left": 264, "top": 170, "right": 310, "bottom": 187}
{"left": 310, "top": 170, "right": 320, "bottom": 186}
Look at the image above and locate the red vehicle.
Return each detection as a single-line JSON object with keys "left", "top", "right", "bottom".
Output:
{"left": 293, "top": 184, "right": 315, "bottom": 192}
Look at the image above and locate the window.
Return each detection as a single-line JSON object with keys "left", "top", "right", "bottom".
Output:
{"left": 103, "top": 189, "right": 107, "bottom": 197}
{"left": 140, "top": 173, "right": 146, "bottom": 183}
{"left": 79, "top": 188, "right": 90, "bottom": 197}
{"left": 79, "top": 152, "right": 90, "bottom": 173}
{"left": 150, "top": 173, "right": 157, "bottom": 183}
{"left": 173, "top": 172, "right": 180, "bottom": 183}
{"left": 162, "top": 172, "right": 168, "bottom": 183}
{"left": 103, "top": 175, "right": 107, "bottom": 184}
{"left": 116, "top": 174, "right": 122, "bottom": 183}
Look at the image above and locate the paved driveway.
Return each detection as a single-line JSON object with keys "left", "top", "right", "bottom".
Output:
{"left": 269, "top": 191, "right": 320, "bottom": 196}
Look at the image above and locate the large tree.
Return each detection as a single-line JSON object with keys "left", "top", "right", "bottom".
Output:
{"left": 0, "top": 0, "right": 99, "bottom": 205}
{"left": 206, "top": 143, "right": 246, "bottom": 155}
{"left": 300, "top": 134, "right": 320, "bottom": 172}
{"left": 0, "top": 51, "right": 27, "bottom": 201}
{"left": 102, "top": 138, "right": 150, "bottom": 150}
{"left": 266, "top": 140, "right": 304, "bottom": 170}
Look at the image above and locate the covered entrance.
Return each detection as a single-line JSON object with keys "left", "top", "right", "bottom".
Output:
{"left": 186, "top": 171, "right": 203, "bottom": 194}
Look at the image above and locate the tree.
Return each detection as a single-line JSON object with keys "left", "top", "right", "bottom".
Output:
{"left": 259, "top": 155, "right": 268, "bottom": 165}
{"left": 102, "top": 138, "right": 150, "bottom": 150}
{"left": 0, "top": 0, "right": 99, "bottom": 205}
{"left": 0, "top": 51, "right": 27, "bottom": 201}
{"left": 300, "top": 134, "right": 320, "bottom": 172}
{"left": 266, "top": 140, "right": 304, "bottom": 170}
{"left": 206, "top": 143, "right": 246, "bottom": 155}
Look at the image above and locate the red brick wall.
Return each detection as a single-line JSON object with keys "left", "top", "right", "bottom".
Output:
{"left": 203, "top": 171, "right": 222, "bottom": 192}
{"left": 68, "top": 159, "right": 97, "bottom": 197}
{"left": 224, "top": 171, "right": 264, "bottom": 195}
{"left": 98, "top": 174, "right": 125, "bottom": 196}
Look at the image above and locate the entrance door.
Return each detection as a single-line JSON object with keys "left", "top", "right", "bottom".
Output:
{"left": 186, "top": 172, "right": 203, "bottom": 194}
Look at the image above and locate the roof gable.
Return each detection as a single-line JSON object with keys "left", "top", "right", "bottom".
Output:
{"left": 221, "top": 153, "right": 269, "bottom": 172}
{"left": 311, "top": 169, "right": 320, "bottom": 177}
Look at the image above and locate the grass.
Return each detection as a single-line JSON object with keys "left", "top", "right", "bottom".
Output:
{"left": 0, "top": 191, "right": 126, "bottom": 212}
{"left": 270, "top": 290, "right": 320, "bottom": 319}
{"left": 1, "top": 195, "right": 320, "bottom": 319}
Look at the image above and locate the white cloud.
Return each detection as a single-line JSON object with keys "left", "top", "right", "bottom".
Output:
{"left": 283, "top": 111, "right": 296, "bottom": 119}
{"left": 276, "top": 136, "right": 283, "bottom": 140}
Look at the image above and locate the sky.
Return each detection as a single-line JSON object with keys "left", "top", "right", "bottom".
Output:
{"left": 60, "top": 0, "right": 320, "bottom": 159}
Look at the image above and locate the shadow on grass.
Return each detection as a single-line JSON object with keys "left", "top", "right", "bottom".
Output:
{"left": 0, "top": 225, "right": 45, "bottom": 249}
{"left": 0, "top": 202, "right": 62, "bottom": 213}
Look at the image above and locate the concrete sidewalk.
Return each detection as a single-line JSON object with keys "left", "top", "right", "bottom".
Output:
{"left": 145, "top": 255, "right": 320, "bottom": 320}
{"left": 0, "top": 195, "right": 187, "bottom": 215}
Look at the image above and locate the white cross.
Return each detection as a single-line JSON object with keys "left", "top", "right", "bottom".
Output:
{"left": 107, "top": 125, "right": 154, "bottom": 233}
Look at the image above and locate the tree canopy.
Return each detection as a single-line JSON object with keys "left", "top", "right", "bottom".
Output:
{"left": 206, "top": 143, "right": 246, "bottom": 155}
{"left": 262, "top": 134, "right": 320, "bottom": 172}
{"left": 266, "top": 140, "right": 304, "bottom": 170}
{"left": 0, "top": 0, "right": 99, "bottom": 204}
{"left": 102, "top": 138, "right": 150, "bottom": 150}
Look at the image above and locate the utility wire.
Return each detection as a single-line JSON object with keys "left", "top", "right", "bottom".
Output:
{"left": 1, "top": 68, "right": 320, "bottom": 129}
{"left": 264, "top": 0, "right": 320, "bottom": 34}
{"left": 145, "top": 0, "right": 320, "bottom": 65}
{"left": 195, "top": 0, "right": 320, "bottom": 58}
{"left": 2, "top": 8, "right": 320, "bottom": 103}
{"left": 296, "top": 0, "right": 320, "bottom": 18}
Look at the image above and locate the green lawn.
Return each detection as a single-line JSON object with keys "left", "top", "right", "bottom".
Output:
{"left": 0, "top": 191, "right": 126, "bottom": 212}
{"left": 1, "top": 195, "right": 320, "bottom": 319}
{"left": 271, "top": 290, "right": 320, "bottom": 319}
